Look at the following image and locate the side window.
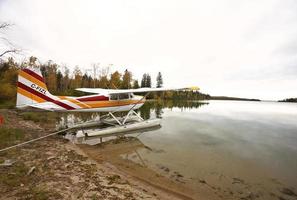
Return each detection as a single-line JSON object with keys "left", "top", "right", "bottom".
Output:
{"left": 118, "top": 93, "right": 129, "bottom": 100}
{"left": 110, "top": 94, "right": 118, "bottom": 100}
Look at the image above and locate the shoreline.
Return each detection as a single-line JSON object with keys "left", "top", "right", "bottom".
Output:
{"left": 0, "top": 109, "right": 194, "bottom": 200}
{"left": 77, "top": 137, "right": 203, "bottom": 200}
{"left": 1, "top": 109, "right": 297, "bottom": 200}
{"left": 77, "top": 136, "right": 297, "bottom": 200}
{"left": 0, "top": 110, "right": 171, "bottom": 199}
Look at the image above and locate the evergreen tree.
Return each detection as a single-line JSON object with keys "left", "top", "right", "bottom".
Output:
{"left": 156, "top": 72, "right": 163, "bottom": 88}
{"left": 56, "top": 70, "right": 63, "bottom": 92}
{"left": 140, "top": 73, "right": 152, "bottom": 87}
{"left": 133, "top": 80, "right": 139, "bottom": 89}
{"left": 81, "top": 73, "right": 89, "bottom": 88}
{"left": 141, "top": 73, "right": 147, "bottom": 87}
{"left": 146, "top": 74, "right": 151, "bottom": 88}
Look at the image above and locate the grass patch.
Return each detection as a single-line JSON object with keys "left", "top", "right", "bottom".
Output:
{"left": 0, "top": 100, "right": 15, "bottom": 109}
{"left": 19, "top": 112, "right": 56, "bottom": 123}
{"left": 23, "top": 186, "right": 63, "bottom": 200}
{"left": 0, "top": 162, "right": 29, "bottom": 188}
{"left": 0, "top": 127, "right": 25, "bottom": 148}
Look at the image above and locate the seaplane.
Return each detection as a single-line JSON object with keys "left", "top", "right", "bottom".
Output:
{"left": 16, "top": 66, "right": 199, "bottom": 137}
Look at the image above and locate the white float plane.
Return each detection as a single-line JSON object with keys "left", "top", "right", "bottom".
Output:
{"left": 17, "top": 66, "right": 199, "bottom": 136}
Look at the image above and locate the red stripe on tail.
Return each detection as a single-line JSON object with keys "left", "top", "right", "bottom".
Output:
{"left": 23, "top": 69, "right": 45, "bottom": 83}
{"left": 17, "top": 82, "right": 75, "bottom": 110}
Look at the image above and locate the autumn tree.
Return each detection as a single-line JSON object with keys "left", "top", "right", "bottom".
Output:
{"left": 110, "top": 71, "right": 121, "bottom": 89}
{"left": 121, "top": 69, "right": 132, "bottom": 89}
{"left": 72, "top": 66, "right": 82, "bottom": 89}
{"left": 0, "top": 57, "right": 18, "bottom": 102}
{"left": 46, "top": 61, "right": 58, "bottom": 93}
{"left": 97, "top": 66, "right": 110, "bottom": 88}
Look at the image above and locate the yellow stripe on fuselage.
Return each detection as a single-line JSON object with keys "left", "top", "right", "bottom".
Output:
{"left": 17, "top": 87, "right": 46, "bottom": 103}
{"left": 19, "top": 70, "right": 47, "bottom": 89}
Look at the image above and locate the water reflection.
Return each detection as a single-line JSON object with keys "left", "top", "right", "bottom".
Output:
{"left": 30, "top": 100, "right": 297, "bottom": 199}
{"left": 139, "top": 100, "right": 208, "bottom": 120}
{"left": 66, "top": 125, "right": 162, "bottom": 145}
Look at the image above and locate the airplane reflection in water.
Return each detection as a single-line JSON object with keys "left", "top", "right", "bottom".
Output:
{"left": 65, "top": 125, "right": 162, "bottom": 145}
{"left": 56, "top": 100, "right": 208, "bottom": 130}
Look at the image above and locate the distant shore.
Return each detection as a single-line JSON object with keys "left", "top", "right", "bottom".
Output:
{"left": 209, "top": 96, "right": 261, "bottom": 101}
{"left": 278, "top": 98, "right": 297, "bottom": 103}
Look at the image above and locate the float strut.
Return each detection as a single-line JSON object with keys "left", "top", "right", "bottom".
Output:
{"left": 108, "top": 112, "right": 122, "bottom": 125}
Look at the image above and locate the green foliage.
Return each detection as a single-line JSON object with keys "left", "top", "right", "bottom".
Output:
{"left": 141, "top": 73, "right": 151, "bottom": 88}
{"left": 0, "top": 100, "right": 15, "bottom": 109}
{"left": 133, "top": 80, "right": 139, "bottom": 89}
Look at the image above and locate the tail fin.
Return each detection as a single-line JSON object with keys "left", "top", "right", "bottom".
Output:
{"left": 16, "top": 67, "right": 52, "bottom": 108}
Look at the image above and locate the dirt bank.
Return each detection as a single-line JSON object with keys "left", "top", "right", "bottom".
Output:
{"left": 0, "top": 110, "right": 183, "bottom": 199}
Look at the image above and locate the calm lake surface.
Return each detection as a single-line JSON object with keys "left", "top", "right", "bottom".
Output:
{"left": 62, "top": 100, "right": 297, "bottom": 197}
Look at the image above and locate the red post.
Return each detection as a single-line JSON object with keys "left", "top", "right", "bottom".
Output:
{"left": 0, "top": 115, "right": 4, "bottom": 125}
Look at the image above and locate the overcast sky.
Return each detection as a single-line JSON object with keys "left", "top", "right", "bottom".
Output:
{"left": 1, "top": 0, "right": 297, "bottom": 100}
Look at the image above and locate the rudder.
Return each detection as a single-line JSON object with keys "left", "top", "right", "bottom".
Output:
{"left": 16, "top": 67, "right": 50, "bottom": 108}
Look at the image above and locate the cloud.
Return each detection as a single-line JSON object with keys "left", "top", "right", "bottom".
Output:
{"left": 0, "top": 0, "right": 297, "bottom": 100}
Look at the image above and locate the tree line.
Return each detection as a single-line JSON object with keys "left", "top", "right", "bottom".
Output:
{"left": 0, "top": 56, "right": 210, "bottom": 107}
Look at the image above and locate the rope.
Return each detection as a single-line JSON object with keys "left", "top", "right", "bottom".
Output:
{"left": 0, "top": 127, "right": 73, "bottom": 152}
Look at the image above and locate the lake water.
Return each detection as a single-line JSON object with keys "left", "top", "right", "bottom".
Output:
{"left": 62, "top": 100, "right": 297, "bottom": 199}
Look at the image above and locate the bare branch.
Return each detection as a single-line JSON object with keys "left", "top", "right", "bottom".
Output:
{"left": 0, "top": 49, "right": 19, "bottom": 58}
{"left": 0, "top": 22, "right": 20, "bottom": 58}
{"left": 0, "top": 23, "right": 12, "bottom": 29}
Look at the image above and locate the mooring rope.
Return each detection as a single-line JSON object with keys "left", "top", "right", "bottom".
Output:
{"left": 0, "top": 128, "right": 73, "bottom": 152}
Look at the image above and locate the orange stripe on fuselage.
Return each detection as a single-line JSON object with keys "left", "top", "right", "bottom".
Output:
{"left": 83, "top": 100, "right": 145, "bottom": 108}
{"left": 17, "top": 87, "right": 46, "bottom": 103}
{"left": 58, "top": 96, "right": 90, "bottom": 109}
{"left": 19, "top": 70, "right": 47, "bottom": 89}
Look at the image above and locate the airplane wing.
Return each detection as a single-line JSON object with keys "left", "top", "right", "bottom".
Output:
{"left": 75, "top": 86, "right": 199, "bottom": 94}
